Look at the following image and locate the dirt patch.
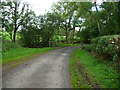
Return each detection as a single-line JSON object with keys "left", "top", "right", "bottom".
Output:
{"left": 76, "top": 63, "right": 101, "bottom": 88}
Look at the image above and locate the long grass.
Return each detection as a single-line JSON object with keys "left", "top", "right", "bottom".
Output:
{"left": 2, "top": 47, "right": 54, "bottom": 64}
{"left": 70, "top": 48, "right": 119, "bottom": 88}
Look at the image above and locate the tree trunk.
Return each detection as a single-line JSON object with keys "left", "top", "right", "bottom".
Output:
{"left": 13, "top": 30, "right": 17, "bottom": 42}
{"left": 42, "top": 38, "right": 49, "bottom": 47}
{"left": 65, "top": 25, "right": 68, "bottom": 43}
{"left": 82, "top": 2, "right": 102, "bottom": 36}
{"left": 71, "top": 24, "right": 76, "bottom": 44}
{"left": 13, "top": 2, "right": 18, "bottom": 42}
{"left": 94, "top": 1, "right": 102, "bottom": 35}
{"left": 65, "top": 30, "right": 68, "bottom": 43}
{"left": 97, "top": 22, "right": 101, "bottom": 34}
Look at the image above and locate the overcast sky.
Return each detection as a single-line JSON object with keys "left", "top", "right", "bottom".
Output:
{"left": 22, "top": 0, "right": 59, "bottom": 15}
{"left": 21, "top": 0, "right": 103, "bottom": 31}
{"left": 22, "top": 0, "right": 103, "bottom": 16}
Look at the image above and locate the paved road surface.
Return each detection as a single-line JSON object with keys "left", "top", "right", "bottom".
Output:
{"left": 3, "top": 46, "right": 80, "bottom": 88}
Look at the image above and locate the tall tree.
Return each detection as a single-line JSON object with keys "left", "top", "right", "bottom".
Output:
{"left": 1, "top": 0, "right": 28, "bottom": 42}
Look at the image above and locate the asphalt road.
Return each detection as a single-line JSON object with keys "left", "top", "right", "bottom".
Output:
{"left": 3, "top": 46, "right": 80, "bottom": 88}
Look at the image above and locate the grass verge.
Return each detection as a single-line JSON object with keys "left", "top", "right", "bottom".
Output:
{"left": 58, "top": 43, "right": 90, "bottom": 47}
{"left": 70, "top": 48, "right": 119, "bottom": 88}
{"left": 2, "top": 47, "right": 55, "bottom": 65}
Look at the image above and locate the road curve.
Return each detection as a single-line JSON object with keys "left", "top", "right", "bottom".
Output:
{"left": 3, "top": 46, "right": 80, "bottom": 88}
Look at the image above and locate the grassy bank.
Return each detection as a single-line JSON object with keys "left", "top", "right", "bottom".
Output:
{"left": 70, "top": 48, "right": 119, "bottom": 88}
{"left": 2, "top": 47, "right": 55, "bottom": 65}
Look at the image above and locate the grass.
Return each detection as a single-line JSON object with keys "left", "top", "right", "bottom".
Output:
{"left": 70, "top": 48, "right": 119, "bottom": 88}
{"left": 2, "top": 47, "right": 55, "bottom": 64}
{"left": 2, "top": 43, "right": 89, "bottom": 65}
{"left": 58, "top": 43, "right": 79, "bottom": 47}
{"left": 83, "top": 46, "right": 93, "bottom": 50}
{"left": 70, "top": 62, "right": 94, "bottom": 88}
{"left": 58, "top": 43, "right": 90, "bottom": 47}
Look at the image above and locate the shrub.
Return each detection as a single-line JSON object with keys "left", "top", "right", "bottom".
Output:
{"left": 49, "top": 41, "right": 59, "bottom": 47}
{"left": 79, "top": 29, "right": 91, "bottom": 43}
{"left": 2, "top": 40, "right": 21, "bottom": 52}
{"left": 92, "top": 35, "right": 120, "bottom": 61}
{"left": 83, "top": 46, "right": 93, "bottom": 52}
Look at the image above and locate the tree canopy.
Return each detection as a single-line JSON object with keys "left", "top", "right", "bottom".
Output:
{"left": 1, "top": 0, "right": 120, "bottom": 47}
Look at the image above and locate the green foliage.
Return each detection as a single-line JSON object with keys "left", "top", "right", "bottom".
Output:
{"left": 1, "top": 0, "right": 29, "bottom": 42}
{"left": 100, "top": 2, "right": 120, "bottom": 35}
{"left": 2, "top": 31, "right": 21, "bottom": 41}
{"left": 2, "top": 32, "right": 11, "bottom": 40}
{"left": 20, "top": 12, "right": 60, "bottom": 48}
{"left": 79, "top": 29, "right": 91, "bottom": 43}
{"left": 80, "top": 2, "right": 120, "bottom": 39}
{"left": 83, "top": 46, "right": 93, "bottom": 51}
{"left": 20, "top": 27, "right": 42, "bottom": 48}
{"left": 58, "top": 43, "right": 83, "bottom": 47}
{"left": 2, "top": 40, "right": 21, "bottom": 52}
{"left": 70, "top": 49, "right": 119, "bottom": 88}
{"left": 2, "top": 30, "right": 21, "bottom": 52}
{"left": 1, "top": 1, "right": 120, "bottom": 47}
{"left": 92, "top": 35, "right": 120, "bottom": 61}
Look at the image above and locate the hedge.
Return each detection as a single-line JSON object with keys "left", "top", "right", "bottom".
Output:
{"left": 92, "top": 35, "right": 120, "bottom": 61}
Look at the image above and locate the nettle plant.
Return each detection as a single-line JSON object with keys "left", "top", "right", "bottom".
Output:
{"left": 92, "top": 35, "right": 120, "bottom": 61}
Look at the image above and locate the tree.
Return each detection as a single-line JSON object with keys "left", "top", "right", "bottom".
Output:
{"left": 20, "top": 10, "right": 41, "bottom": 47}
{"left": 52, "top": 2, "right": 78, "bottom": 43}
{"left": 94, "top": 2, "right": 120, "bottom": 35}
{"left": 40, "top": 12, "right": 61, "bottom": 47}
{"left": 20, "top": 12, "right": 61, "bottom": 47}
{"left": 1, "top": 0, "right": 28, "bottom": 42}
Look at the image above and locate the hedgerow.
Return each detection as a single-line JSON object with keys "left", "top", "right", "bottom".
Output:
{"left": 92, "top": 35, "right": 120, "bottom": 61}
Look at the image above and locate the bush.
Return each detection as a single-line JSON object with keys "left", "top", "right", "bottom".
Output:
{"left": 2, "top": 40, "right": 21, "bottom": 52}
{"left": 49, "top": 41, "right": 59, "bottom": 47}
{"left": 92, "top": 35, "right": 120, "bottom": 61}
{"left": 83, "top": 46, "right": 93, "bottom": 52}
{"left": 79, "top": 29, "right": 91, "bottom": 43}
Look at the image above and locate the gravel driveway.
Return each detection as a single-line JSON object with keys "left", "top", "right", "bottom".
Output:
{"left": 3, "top": 46, "right": 80, "bottom": 88}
